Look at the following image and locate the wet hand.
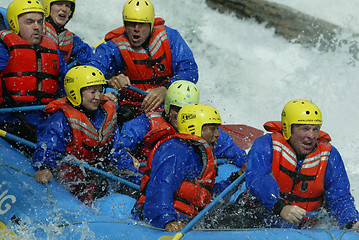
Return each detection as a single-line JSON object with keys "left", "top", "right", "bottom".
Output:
{"left": 108, "top": 74, "right": 130, "bottom": 91}
{"left": 352, "top": 221, "right": 359, "bottom": 230}
{"left": 238, "top": 162, "right": 247, "bottom": 175}
{"left": 104, "top": 92, "right": 118, "bottom": 103}
{"left": 165, "top": 221, "right": 184, "bottom": 232}
{"left": 280, "top": 205, "right": 306, "bottom": 225}
{"left": 34, "top": 169, "right": 53, "bottom": 184}
{"left": 142, "top": 87, "right": 167, "bottom": 111}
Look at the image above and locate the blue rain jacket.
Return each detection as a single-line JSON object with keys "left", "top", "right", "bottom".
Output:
{"left": 246, "top": 133, "right": 359, "bottom": 227}
{"left": 142, "top": 137, "right": 233, "bottom": 229}
{"left": 118, "top": 113, "right": 247, "bottom": 171}
{"left": 86, "top": 26, "right": 198, "bottom": 84}
{"left": 32, "top": 108, "right": 141, "bottom": 184}
{"left": 0, "top": 41, "right": 68, "bottom": 126}
{"left": 69, "top": 32, "right": 94, "bottom": 65}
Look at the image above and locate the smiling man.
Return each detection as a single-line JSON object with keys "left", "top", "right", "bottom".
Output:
{"left": 87, "top": 0, "right": 198, "bottom": 127}
{"left": 245, "top": 99, "right": 359, "bottom": 229}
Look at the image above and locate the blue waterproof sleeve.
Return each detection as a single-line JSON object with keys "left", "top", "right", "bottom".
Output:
{"left": 246, "top": 134, "right": 280, "bottom": 210}
{"left": 109, "top": 121, "right": 143, "bottom": 185}
{"left": 114, "top": 114, "right": 150, "bottom": 169}
{"left": 86, "top": 40, "right": 123, "bottom": 76}
{"left": 323, "top": 146, "right": 359, "bottom": 225}
{"left": 165, "top": 26, "right": 198, "bottom": 84}
{"left": 71, "top": 33, "right": 94, "bottom": 64}
{"left": 143, "top": 138, "right": 202, "bottom": 228}
{"left": 214, "top": 128, "right": 247, "bottom": 168}
{"left": 32, "top": 111, "right": 71, "bottom": 171}
{"left": 58, "top": 49, "right": 68, "bottom": 96}
{"left": 0, "top": 43, "right": 10, "bottom": 71}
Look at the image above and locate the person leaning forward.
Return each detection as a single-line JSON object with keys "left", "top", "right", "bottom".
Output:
{"left": 245, "top": 99, "right": 359, "bottom": 229}
{"left": 0, "top": 0, "right": 68, "bottom": 147}
{"left": 87, "top": 0, "right": 198, "bottom": 126}
{"left": 132, "top": 103, "right": 245, "bottom": 232}
{"left": 33, "top": 66, "right": 142, "bottom": 206}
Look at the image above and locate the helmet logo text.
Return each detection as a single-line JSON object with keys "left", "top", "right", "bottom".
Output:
{"left": 181, "top": 113, "right": 196, "bottom": 123}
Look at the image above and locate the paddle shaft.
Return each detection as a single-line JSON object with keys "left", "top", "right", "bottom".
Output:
{"left": 0, "top": 105, "right": 46, "bottom": 113}
{"left": 0, "top": 129, "right": 140, "bottom": 190}
{"left": 126, "top": 85, "right": 148, "bottom": 96}
{"left": 159, "top": 173, "right": 245, "bottom": 240}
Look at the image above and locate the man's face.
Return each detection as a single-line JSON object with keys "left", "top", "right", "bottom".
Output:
{"left": 168, "top": 106, "right": 181, "bottom": 130}
{"left": 124, "top": 21, "right": 151, "bottom": 48}
{"left": 201, "top": 124, "right": 220, "bottom": 151}
{"left": 288, "top": 124, "right": 320, "bottom": 159}
{"left": 81, "top": 85, "right": 104, "bottom": 111}
{"left": 50, "top": 1, "right": 72, "bottom": 27}
{"left": 18, "top": 12, "right": 43, "bottom": 45}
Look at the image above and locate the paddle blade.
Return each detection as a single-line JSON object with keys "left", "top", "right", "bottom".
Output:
{"left": 220, "top": 124, "right": 264, "bottom": 150}
{"left": 158, "top": 232, "right": 183, "bottom": 240}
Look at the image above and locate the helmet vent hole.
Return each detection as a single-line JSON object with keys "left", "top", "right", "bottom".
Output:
{"left": 315, "top": 111, "right": 318, "bottom": 115}
{"left": 92, "top": 72, "right": 96, "bottom": 76}
{"left": 306, "top": 111, "right": 310, "bottom": 115}
{"left": 188, "top": 125, "right": 195, "bottom": 134}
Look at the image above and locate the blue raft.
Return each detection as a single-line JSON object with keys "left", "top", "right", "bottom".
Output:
{"left": 0, "top": 137, "right": 358, "bottom": 239}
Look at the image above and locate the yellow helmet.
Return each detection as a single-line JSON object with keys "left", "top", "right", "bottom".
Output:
{"left": 177, "top": 103, "right": 222, "bottom": 137}
{"left": 122, "top": 0, "right": 155, "bottom": 31}
{"left": 164, "top": 80, "right": 200, "bottom": 114}
{"left": 42, "top": 0, "right": 75, "bottom": 20}
{"left": 7, "top": 0, "right": 45, "bottom": 34}
{"left": 281, "top": 99, "right": 322, "bottom": 140}
{"left": 64, "top": 66, "right": 106, "bottom": 106}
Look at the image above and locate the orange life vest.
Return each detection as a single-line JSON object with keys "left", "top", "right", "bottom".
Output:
{"left": 132, "top": 109, "right": 175, "bottom": 171}
{"left": 44, "top": 96, "right": 117, "bottom": 205}
{"left": 45, "top": 96, "right": 117, "bottom": 161}
{"left": 0, "top": 30, "right": 60, "bottom": 105}
{"left": 136, "top": 133, "right": 217, "bottom": 217}
{"left": 264, "top": 121, "right": 332, "bottom": 212}
{"left": 110, "top": 19, "right": 173, "bottom": 109}
{"left": 43, "top": 21, "right": 74, "bottom": 63}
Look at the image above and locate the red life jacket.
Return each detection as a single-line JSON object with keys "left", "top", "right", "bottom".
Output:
{"left": 132, "top": 109, "right": 175, "bottom": 171}
{"left": 110, "top": 18, "right": 173, "bottom": 109}
{"left": 44, "top": 96, "right": 117, "bottom": 205}
{"left": 0, "top": 30, "right": 60, "bottom": 105}
{"left": 43, "top": 21, "right": 74, "bottom": 63}
{"left": 136, "top": 133, "right": 217, "bottom": 217}
{"left": 264, "top": 121, "right": 332, "bottom": 212}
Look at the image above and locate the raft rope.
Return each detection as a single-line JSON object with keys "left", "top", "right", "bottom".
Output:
{"left": 0, "top": 161, "right": 60, "bottom": 220}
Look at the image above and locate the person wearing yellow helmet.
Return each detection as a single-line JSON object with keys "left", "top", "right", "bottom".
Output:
{"left": 244, "top": 99, "right": 359, "bottom": 229}
{"left": 132, "top": 103, "right": 245, "bottom": 232}
{"left": 41, "top": 0, "right": 93, "bottom": 64}
{"left": 87, "top": 0, "right": 198, "bottom": 126}
{"left": 0, "top": 0, "right": 68, "bottom": 152}
{"left": 33, "top": 66, "right": 142, "bottom": 205}
{"left": 117, "top": 80, "right": 246, "bottom": 174}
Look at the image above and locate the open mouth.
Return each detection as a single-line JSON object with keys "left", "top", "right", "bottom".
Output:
{"left": 58, "top": 13, "right": 67, "bottom": 20}
{"left": 132, "top": 35, "right": 140, "bottom": 43}
{"left": 302, "top": 141, "right": 313, "bottom": 150}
